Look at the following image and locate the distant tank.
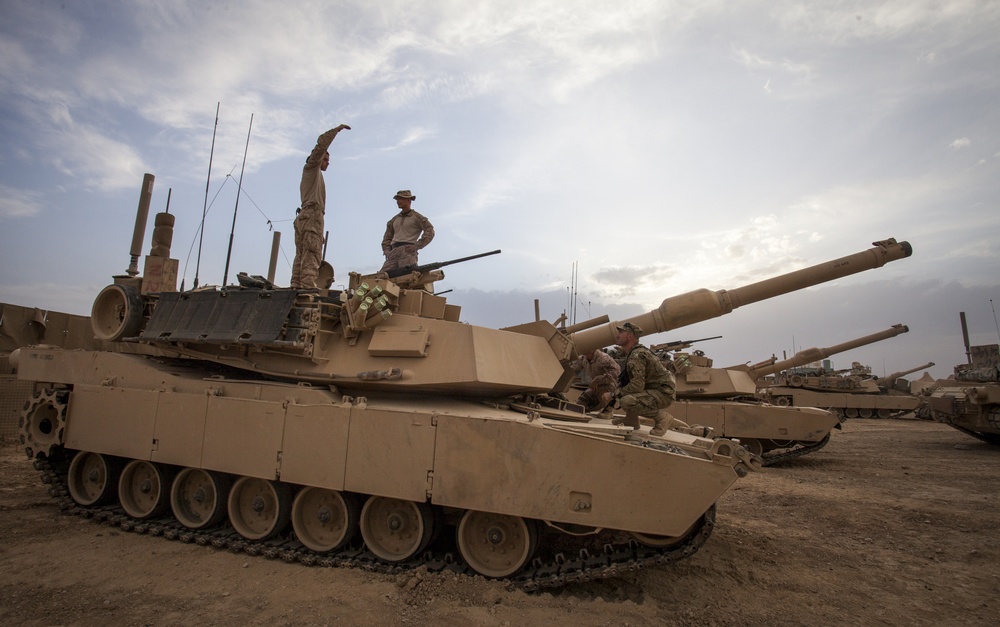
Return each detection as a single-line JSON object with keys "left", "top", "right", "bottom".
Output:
{"left": 645, "top": 341, "right": 841, "bottom": 465}
{"left": 1, "top": 303, "right": 99, "bottom": 442}
{"left": 13, "top": 174, "right": 911, "bottom": 587}
{"left": 753, "top": 325, "right": 929, "bottom": 419}
{"left": 922, "top": 312, "right": 1000, "bottom": 444}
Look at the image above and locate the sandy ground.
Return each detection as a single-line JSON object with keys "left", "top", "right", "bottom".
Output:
{"left": 1, "top": 419, "right": 998, "bottom": 627}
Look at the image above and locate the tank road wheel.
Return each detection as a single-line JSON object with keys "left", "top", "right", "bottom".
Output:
{"left": 457, "top": 510, "right": 538, "bottom": 578}
{"left": 773, "top": 396, "right": 791, "bottom": 407}
{"left": 91, "top": 284, "right": 143, "bottom": 341}
{"left": 19, "top": 388, "right": 69, "bottom": 458}
{"left": 740, "top": 438, "right": 764, "bottom": 458}
{"left": 118, "top": 460, "right": 174, "bottom": 519}
{"left": 877, "top": 409, "right": 892, "bottom": 419}
{"left": 859, "top": 408, "right": 874, "bottom": 418}
{"left": 171, "top": 468, "right": 231, "bottom": 530}
{"left": 291, "top": 487, "right": 360, "bottom": 552}
{"left": 629, "top": 517, "right": 700, "bottom": 548}
{"left": 359, "top": 496, "right": 434, "bottom": 563}
{"left": 845, "top": 408, "right": 859, "bottom": 418}
{"left": 228, "top": 477, "right": 292, "bottom": 541}
{"left": 67, "top": 451, "right": 120, "bottom": 506}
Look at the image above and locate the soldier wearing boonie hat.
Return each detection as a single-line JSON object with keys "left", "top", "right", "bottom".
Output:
{"left": 379, "top": 189, "right": 435, "bottom": 273}
{"left": 605, "top": 321, "right": 676, "bottom": 436}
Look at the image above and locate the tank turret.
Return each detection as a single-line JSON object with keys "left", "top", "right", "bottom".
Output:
{"left": 874, "top": 362, "right": 936, "bottom": 389}
{"left": 741, "top": 324, "right": 910, "bottom": 381}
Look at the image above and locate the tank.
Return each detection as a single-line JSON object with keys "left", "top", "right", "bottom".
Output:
{"left": 922, "top": 312, "right": 1000, "bottom": 444}
{"left": 754, "top": 325, "right": 928, "bottom": 419}
{"left": 1, "top": 302, "right": 101, "bottom": 443}
{"left": 648, "top": 343, "right": 841, "bottom": 465}
{"left": 12, "top": 174, "right": 912, "bottom": 588}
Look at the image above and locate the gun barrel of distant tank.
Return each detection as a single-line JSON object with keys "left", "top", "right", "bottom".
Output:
{"left": 874, "top": 362, "right": 936, "bottom": 385}
{"left": 570, "top": 239, "right": 912, "bottom": 356}
{"left": 748, "top": 324, "right": 910, "bottom": 379}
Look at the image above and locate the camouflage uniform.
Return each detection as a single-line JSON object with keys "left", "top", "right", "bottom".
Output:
{"left": 291, "top": 127, "right": 342, "bottom": 289}
{"left": 380, "top": 207, "right": 434, "bottom": 273}
{"left": 574, "top": 350, "right": 621, "bottom": 412}
{"left": 616, "top": 344, "right": 676, "bottom": 418}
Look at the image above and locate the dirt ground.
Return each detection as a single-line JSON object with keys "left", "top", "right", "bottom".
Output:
{"left": 1, "top": 419, "right": 997, "bottom": 627}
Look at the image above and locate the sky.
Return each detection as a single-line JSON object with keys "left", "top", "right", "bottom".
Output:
{"left": 1, "top": 0, "right": 999, "bottom": 381}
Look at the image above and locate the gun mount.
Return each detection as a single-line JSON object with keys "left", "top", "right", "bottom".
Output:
{"left": 650, "top": 336, "right": 723, "bottom": 354}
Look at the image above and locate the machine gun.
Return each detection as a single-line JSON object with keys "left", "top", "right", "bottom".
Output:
{"left": 385, "top": 249, "right": 502, "bottom": 279}
{"left": 650, "top": 335, "right": 722, "bottom": 353}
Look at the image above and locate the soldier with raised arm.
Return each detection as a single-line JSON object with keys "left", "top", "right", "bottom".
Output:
{"left": 291, "top": 124, "right": 350, "bottom": 289}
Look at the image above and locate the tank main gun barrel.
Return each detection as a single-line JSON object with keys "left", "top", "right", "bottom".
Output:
{"left": 874, "top": 362, "right": 936, "bottom": 386}
{"left": 570, "top": 239, "right": 912, "bottom": 356}
{"left": 743, "top": 324, "right": 910, "bottom": 380}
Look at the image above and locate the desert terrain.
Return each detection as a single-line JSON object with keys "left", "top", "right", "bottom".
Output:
{"left": 1, "top": 418, "right": 997, "bottom": 626}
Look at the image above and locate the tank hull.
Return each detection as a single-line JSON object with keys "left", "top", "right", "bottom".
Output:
{"left": 925, "top": 383, "right": 1000, "bottom": 444}
{"left": 761, "top": 387, "right": 920, "bottom": 419}
{"left": 18, "top": 346, "right": 754, "bottom": 572}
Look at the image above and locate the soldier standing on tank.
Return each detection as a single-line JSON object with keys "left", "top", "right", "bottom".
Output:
{"left": 379, "top": 190, "right": 434, "bottom": 273}
{"left": 291, "top": 124, "right": 350, "bottom": 289}
{"left": 573, "top": 349, "right": 621, "bottom": 417}
{"left": 605, "top": 322, "right": 676, "bottom": 436}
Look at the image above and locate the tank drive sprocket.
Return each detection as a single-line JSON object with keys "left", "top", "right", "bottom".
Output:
{"left": 19, "top": 388, "right": 69, "bottom": 458}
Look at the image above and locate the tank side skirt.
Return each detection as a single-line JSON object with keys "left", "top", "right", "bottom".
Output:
{"left": 32, "top": 451, "right": 716, "bottom": 591}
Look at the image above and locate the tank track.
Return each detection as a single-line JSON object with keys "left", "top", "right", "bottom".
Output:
{"left": 935, "top": 421, "right": 1000, "bottom": 446}
{"left": 31, "top": 451, "right": 716, "bottom": 592}
{"left": 760, "top": 433, "right": 831, "bottom": 466}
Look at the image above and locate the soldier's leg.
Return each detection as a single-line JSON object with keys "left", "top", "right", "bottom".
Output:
{"left": 619, "top": 392, "right": 661, "bottom": 429}
{"left": 298, "top": 207, "right": 325, "bottom": 289}
{"left": 291, "top": 215, "right": 305, "bottom": 288}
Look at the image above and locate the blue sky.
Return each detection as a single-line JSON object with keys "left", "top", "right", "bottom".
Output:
{"left": 2, "top": 1, "right": 998, "bottom": 380}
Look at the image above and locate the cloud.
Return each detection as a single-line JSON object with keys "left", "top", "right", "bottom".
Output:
{"left": 949, "top": 137, "right": 971, "bottom": 150}
{"left": 0, "top": 185, "right": 44, "bottom": 218}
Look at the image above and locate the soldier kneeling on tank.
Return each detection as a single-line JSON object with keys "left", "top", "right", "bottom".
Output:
{"left": 604, "top": 322, "right": 676, "bottom": 436}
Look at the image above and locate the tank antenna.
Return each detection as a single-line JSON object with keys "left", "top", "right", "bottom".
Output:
{"left": 992, "top": 299, "right": 1000, "bottom": 343}
{"left": 193, "top": 102, "right": 220, "bottom": 290}
{"left": 222, "top": 112, "right": 253, "bottom": 288}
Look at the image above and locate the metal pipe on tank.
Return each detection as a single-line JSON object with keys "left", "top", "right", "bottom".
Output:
{"left": 267, "top": 231, "right": 281, "bottom": 285}
{"left": 874, "top": 362, "right": 936, "bottom": 386}
{"left": 570, "top": 238, "right": 913, "bottom": 355}
{"left": 127, "top": 173, "right": 155, "bottom": 276}
{"left": 564, "top": 315, "right": 609, "bottom": 335}
{"left": 744, "top": 324, "right": 910, "bottom": 380}
{"left": 960, "top": 312, "right": 971, "bottom": 364}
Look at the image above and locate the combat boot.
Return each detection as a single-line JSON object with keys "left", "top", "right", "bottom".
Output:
{"left": 650, "top": 409, "right": 673, "bottom": 437}
{"left": 623, "top": 411, "right": 641, "bottom": 429}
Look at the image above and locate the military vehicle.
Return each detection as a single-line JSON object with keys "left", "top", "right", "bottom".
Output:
{"left": 13, "top": 174, "right": 911, "bottom": 588}
{"left": 1, "top": 303, "right": 99, "bottom": 442}
{"left": 922, "top": 312, "right": 1000, "bottom": 444}
{"left": 634, "top": 325, "right": 913, "bottom": 464}
{"left": 753, "top": 325, "right": 928, "bottom": 419}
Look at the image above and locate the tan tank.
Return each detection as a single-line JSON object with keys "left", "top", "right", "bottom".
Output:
{"left": 1, "top": 303, "right": 102, "bottom": 443}
{"left": 638, "top": 326, "right": 910, "bottom": 464}
{"left": 12, "top": 174, "right": 912, "bottom": 588}
{"left": 922, "top": 312, "right": 1000, "bottom": 444}
{"left": 639, "top": 343, "right": 838, "bottom": 465}
{"left": 754, "top": 325, "right": 928, "bottom": 419}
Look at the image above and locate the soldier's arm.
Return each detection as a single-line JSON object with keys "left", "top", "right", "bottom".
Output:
{"left": 305, "top": 125, "right": 350, "bottom": 170}
{"left": 381, "top": 219, "right": 395, "bottom": 256}
{"left": 416, "top": 213, "right": 435, "bottom": 249}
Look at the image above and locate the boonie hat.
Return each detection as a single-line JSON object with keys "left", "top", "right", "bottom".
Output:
{"left": 393, "top": 189, "right": 416, "bottom": 200}
{"left": 615, "top": 321, "right": 643, "bottom": 337}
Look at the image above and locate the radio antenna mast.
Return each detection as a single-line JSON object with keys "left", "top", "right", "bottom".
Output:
{"left": 193, "top": 102, "right": 219, "bottom": 290}
{"left": 222, "top": 113, "right": 253, "bottom": 287}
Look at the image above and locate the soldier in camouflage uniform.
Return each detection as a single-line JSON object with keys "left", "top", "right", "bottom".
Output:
{"left": 608, "top": 322, "right": 676, "bottom": 436}
{"left": 291, "top": 124, "right": 350, "bottom": 289}
{"left": 380, "top": 190, "right": 435, "bottom": 273}
{"left": 572, "top": 349, "right": 621, "bottom": 416}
